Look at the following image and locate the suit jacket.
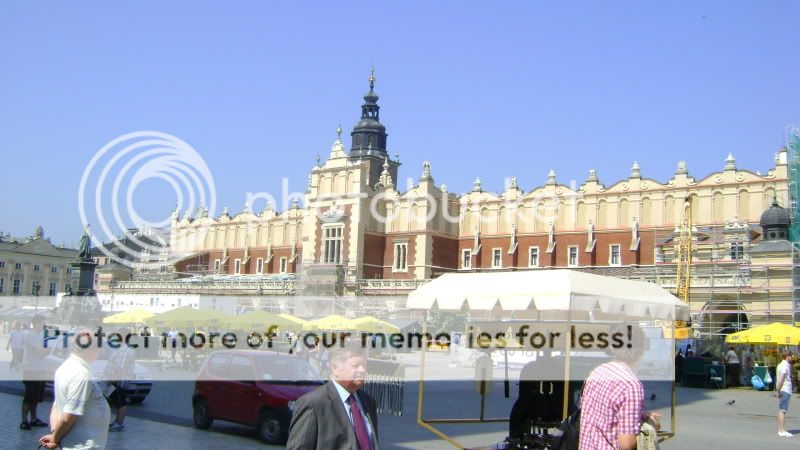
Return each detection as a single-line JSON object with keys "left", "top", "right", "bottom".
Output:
{"left": 286, "top": 380, "right": 379, "bottom": 450}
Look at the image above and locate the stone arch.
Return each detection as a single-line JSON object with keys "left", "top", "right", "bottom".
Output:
{"left": 699, "top": 300, "right": 749, "bottom": 336}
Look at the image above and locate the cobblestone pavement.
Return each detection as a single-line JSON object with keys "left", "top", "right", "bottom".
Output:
{"left": 3, "top": 345, "right": 800, "bottom": 449}
{"left": 0, "top": 392, "right": 270, "bottom": 450}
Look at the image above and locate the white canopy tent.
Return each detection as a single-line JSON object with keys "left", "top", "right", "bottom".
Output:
{"left": 407, "top": 269, "right": 688, "bottom": 320}
{"left": 407, "top": 270, "right": 688, "bottom": 449}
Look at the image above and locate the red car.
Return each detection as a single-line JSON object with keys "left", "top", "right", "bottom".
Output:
{"left": 192, "top": 350, "right": 323, "bottom": 444}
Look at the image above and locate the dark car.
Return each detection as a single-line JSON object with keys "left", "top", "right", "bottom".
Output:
{"left": 192, "top": 350, "right": 323, "bottom": 444}
{"left": 44, "top": 346, "right": 152, "bottom": 404}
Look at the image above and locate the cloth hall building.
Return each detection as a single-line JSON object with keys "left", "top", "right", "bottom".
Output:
{"left": 144, "top": 72, "right": 790, "bottom": 330}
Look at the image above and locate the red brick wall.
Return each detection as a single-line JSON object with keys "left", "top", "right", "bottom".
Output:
{"left": 362, "top": 233, "right": 386, "bottom": 279}
{"left": 431, "top": 235, "right": 459, "bottom": 272}
{"left": 382, "top": 234, "right": 417, "bottom": 279}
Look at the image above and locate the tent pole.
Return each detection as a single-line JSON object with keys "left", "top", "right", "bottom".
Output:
{"left": 563, "top": 316, "right": 572, "bottom": 420}
{"left": 417, "top": 311, "right": 428, "bottom": 424}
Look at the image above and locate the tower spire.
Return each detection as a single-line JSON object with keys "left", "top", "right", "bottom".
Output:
{"left": 349, "top": 66, "right": 397, "bottom": 185}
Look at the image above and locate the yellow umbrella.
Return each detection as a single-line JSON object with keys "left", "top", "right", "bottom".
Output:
{"left": 103, "top": 308, "right": 155, "bottom": 324}
{"left": 278, "top": 313, "right": 308, "bottom": 329}
{"left": 227, "top": 311, "right": 298, "bottom": 331}
{"left": 726, "top": 322, "right": 800, "bottom": 346}
{"left": 306, "top": 314, "right": 355, "bottom": 331}
{"left": 144, "top": 306, "right": 232, "bottom": 329}
{"left": 350, "top": 316, "right": 400, "bottom": 333}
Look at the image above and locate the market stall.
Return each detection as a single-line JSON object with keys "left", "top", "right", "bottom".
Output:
{"left": 406, "top": 269, "right": 689, "bottom": 449}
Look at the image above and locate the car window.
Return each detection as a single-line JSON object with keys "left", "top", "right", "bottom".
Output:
{"left": 207, "top": 353, "right": 228, "bottom": 377}
{"left": 227, "top": 355, "right": 254, "bottom": 381}
{"left": 255, "top": 356, "right": 321, "bottom": 382}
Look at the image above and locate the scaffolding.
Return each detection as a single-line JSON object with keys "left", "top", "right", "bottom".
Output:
{"left": 787, "top": 125, "right": 800, "bottom": 325}
{"left": 651, "top": 220, "right": 791, "bottom": 339}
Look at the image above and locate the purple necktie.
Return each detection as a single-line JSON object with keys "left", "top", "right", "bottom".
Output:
{"left": 348, "top": 394, "right": 373, "bottom": 450}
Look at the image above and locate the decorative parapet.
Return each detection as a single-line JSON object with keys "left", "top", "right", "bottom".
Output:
{"left": 356, "top": 278, "right": 430, "bottom": 294}
{"left": 111, "top": 279, "right": 295, "bottom": 294}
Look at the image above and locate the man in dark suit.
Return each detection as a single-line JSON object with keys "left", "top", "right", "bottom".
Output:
{"left": 287, "top": 341, "right": 379, "bottom": 450}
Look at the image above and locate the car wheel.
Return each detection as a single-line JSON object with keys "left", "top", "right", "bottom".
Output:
{"left": 257, "top": 410, "right": 287, "bottom": 444}
{"left": 193, "top": 398, "right": 213, "bottom": 429}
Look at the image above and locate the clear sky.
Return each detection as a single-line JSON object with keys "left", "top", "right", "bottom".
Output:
{"left": 1, "top": 1, "right": 798, "bottom": 247}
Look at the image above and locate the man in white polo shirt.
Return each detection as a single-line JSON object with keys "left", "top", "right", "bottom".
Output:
{"left": 39, "top": 327, "right": 111, "bottom": 450}
{"left": 776, "top": 351, "right": 794, "bottom": 437}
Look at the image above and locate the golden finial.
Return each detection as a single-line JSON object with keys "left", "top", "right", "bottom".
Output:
{"left": 369, "top": 65, "right": 376, "bottom": 89}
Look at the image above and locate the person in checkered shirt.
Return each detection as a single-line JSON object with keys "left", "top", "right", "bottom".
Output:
{"left": 579, "top": 324, "right": 660, "bottom": 450}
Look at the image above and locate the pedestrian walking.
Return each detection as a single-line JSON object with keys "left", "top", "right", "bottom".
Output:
{"left": 776, "top": 351, "right": 794, "bottom": 437}
{"left": 20, "top": 316, "right": 49, "bottom": 431}
{"left": 103, "top": 327, "right": 136, "bottom": 432}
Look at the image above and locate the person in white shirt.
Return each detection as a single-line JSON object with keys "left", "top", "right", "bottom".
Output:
{"left": 6, "top": 322, "right": 25, "bottom": 370}
{"left": 39, "top": 327, "right": 111, "bottom": 450}
{"left": 776, "top": 351, "right": 794, "bottom": 437}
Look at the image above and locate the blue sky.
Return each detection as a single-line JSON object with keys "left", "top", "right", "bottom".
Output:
{"left": 1, "top": 1, "right": 798, "bottom": 247}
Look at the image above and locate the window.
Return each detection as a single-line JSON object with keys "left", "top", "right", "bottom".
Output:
{"left": 279, "top": 257, "right": 288, "bottom": 274}
{"left": 0, "top": 261, "right": 5, "bottom": 268}
{"left": 322, "top": 225, "right": 344, "bottom": 264}
{"left": 15, "top": 263, "right": 22, "bottom": 270}
{"left": 49, "top": 282, "right": 57, "bottom": 296}
{"left": 609, "top": 244, "right": 621, "bottom": 266}
{"left": 12, "top": 279, "right": 21, "bottom": 294}
{"left": 66, "top": 268, "right": 72, "bottom": 275}
{"left": 207, "top": 353, "right": 228, "bottom": 377}
{"left": 227, "top": 355, "right": 254, "bottom": 380}
{"left": 462, "top": 249, "right": 472, "bottom": 269}
{"left": 568, "top": 246, "right": 579, "bottom": 267}
{"left": 492, "top": 248, "right": 502, "bottom": 268}
{"left": 33, "top": 264, "right": 40, "bottom": 272}
{"left": 393, "top": 242, "right": 408, "bottom": 272}
{"left": 234, "top": 259, "right": 241, "bottom": 275}
{"left": 528, "top": 247, "right": 540, "bottom": 268}
{"left": 214, "top": 259, "right": 221, "bottom": 272}
{"left": 729, "top": 242, "right": 745, "bottom": 261}
{"left": 51, "top": 266, "right": 58, "bottom": 273}
{"left": 256, "top": 258, "right": 264, "bottom": 274}
{"left": 0, "top": 279, "right": 3, "bottom": 293}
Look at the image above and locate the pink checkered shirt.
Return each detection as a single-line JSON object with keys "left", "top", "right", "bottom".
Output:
{"left": 579, "top": 360, "right": 644, "bottom": 450}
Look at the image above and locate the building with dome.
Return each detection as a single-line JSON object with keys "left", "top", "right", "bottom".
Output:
{"left": 103, "top": 70, "right": 794, "bottom": 331}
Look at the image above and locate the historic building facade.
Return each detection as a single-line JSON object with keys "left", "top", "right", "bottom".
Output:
{"left": 0, "top": 226, "right": 78, "bottom": 309}
{"left": 164, "top": 71, "right": 791, "bottom": 326}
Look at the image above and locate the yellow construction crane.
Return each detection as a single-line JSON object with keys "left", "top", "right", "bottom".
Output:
{"left": 675, "top": 196, "right": 693, "bottom": 329}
